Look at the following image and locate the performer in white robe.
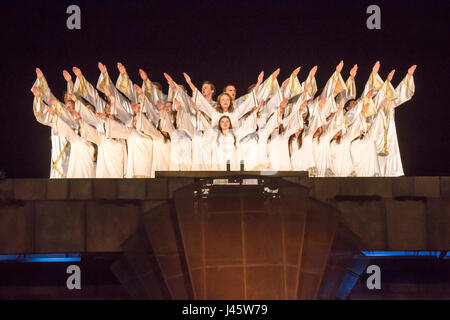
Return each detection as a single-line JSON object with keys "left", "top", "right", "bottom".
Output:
{"left": 373, "top": 65, "right": 416, "bottom": 176}
{"left": 350, "top": 96, "right": 382, "bottom": 177}
{"left": 31, "top": 69, "right": 70, "bottom": 179}
{"left": 46, "top": 107, "right": 96, "bottom": 179}
{"left": 289, "top": 103, "right": 317, "bottom": 175}
{"left": 102, "top": 105, "right": 153, "bottom": 178}
{"left": 181, "top": 72, "right": 264, "bottom": 129}
{"left": 136, "top": 109, "right": 171, "bottom": 175}
{"left": 266, "top": 98, "right": 304, "bottom": 171}
{"left": 329, "top": 98, "right": 359, "bottom": 177}
{"left": 211, "top": 115, "right": 257, "bottom": 171}
{"left": 79, "top": 112, "right": 127, "bottom": 178}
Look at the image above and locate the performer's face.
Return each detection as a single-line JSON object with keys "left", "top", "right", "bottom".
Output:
{"left": 202, "top": 83, "right": 214, "bottom": 98}
{"left": 165, "top": 102, "right": 173, "bottom": 114}
{"left": 224, "top": 85, "right": 236, "bottom": 100}
{"left": 86, "top": 104, "right": 95, "bottom": 112}
{"left": 347, "top": 100, "right": 357, "bottom": 110}
{"left": 219, "top": 117, "right": 231, "bottom": 131}
{"left": 219, "top": 95, "right": 231, "bottom": 111}
{"left": 65, "top": 101, "right": 74, "bottom": 110}
{"left": 105, "top": 104, "right": 111, "bottom": 115}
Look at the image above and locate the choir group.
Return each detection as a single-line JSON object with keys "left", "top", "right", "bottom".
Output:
{"left": 30, "top": 61, "right": 416, "bottom": 178}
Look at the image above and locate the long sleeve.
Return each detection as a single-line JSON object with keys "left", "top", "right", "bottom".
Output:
{"left": 116, "top": 72, "right": 139, "bottom": 104}
{"left": 256, "top": 77, "right": 279, "bottom": 102}
{"left": 31, "top": 76, "right": 56, "bottom": 105}
{"left": 139, "top": 94, "right": 160, "bottom": 127}
{"left": 73, "top": 74, "right": 107, "bottom": 114}
{"left": 76, "top": 100, "right": 105, "bottom": 133}
{"left": 105, "top": 118, "right": 131, "bottom": 140}
{"left": 392, "top": 74, "right": 415, "bottom": 108}
{"left": 193, "top": 88, "right": 218, "bottom": 119}
{"left": 33, "top": 97, "right": 54, "bottom": 127}
{"left": 55, "top": 117, "right": 79, "bottom": 143}
{"left": 337, "top": 76, "right": 356, "bottom": 103}
{"left": 362, "top": 72, "right": 384, "bottom": 97}
{"left": 142, "top": 78, "right": 167, "bottom": 105}
{"left": 235, "top": 89, "right": 258, "bottom": 118}
{"left": 137, "top": 112, "right": 164, "bottom": 141}
{"left": 160, "top": 111, "right": 176, "bottom": 135}
{"left": 321, "top": 71, "right": 346, "bottom": 100}
{"left": 110, "top": 95, "right": 133, "bottom": 127}
{"left": 80, "top": 121, "right": 104, "bottom": 145}
{"left": 95, "top": 71, "right": 134, "bottom": 115}
{"left": 176, "top": 110, "right": 195, "bottom": 138}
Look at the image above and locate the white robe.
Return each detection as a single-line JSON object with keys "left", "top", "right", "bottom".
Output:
{"left": 350, "top": 114, "right": 381, "bottom": 177}
{"left": 54, "top": 117, "right": 96, "bottom": 178}
{"left": 373, "top": 75, "right": 415, "bottom": 176}
{"left": 81, "top": 121, "right": 127, "bottom": 178}
{"left": 106, "top": 119, "right": 153, "bottom": 178}
{"left": 137, "top": 112, "right": 171, "bottom": 175}
{"left": 32, "top": 93, "right": 70, "bottom": 179}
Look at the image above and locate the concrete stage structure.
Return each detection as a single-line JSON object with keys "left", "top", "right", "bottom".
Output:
{"left": 0, "top": 173, "right": 449, "bottom": 299}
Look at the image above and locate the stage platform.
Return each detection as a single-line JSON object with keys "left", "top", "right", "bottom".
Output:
{"left": 0, "top": 174, "right": 449, "bottom": 299}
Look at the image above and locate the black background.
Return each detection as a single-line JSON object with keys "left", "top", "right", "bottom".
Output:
{"left": 1, "top": 0, "right": 449, "bottom": 178}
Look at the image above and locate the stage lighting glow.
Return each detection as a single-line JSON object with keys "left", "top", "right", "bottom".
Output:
{"left": 362, "top": 251, "right": 441, "bottom": 257}
{"left": 0, "top": 254, "right": 81, "bottom": 263}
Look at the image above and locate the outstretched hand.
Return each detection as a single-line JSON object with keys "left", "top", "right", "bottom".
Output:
{"left": 62, "top": 70, "right": 72, "bottom": 83}
{"left": 281, "top": 78, "right": 289, "bottom": 91}
{"left": 336, "top": 60, "right": 344, "bottom": 73}
{"left": 350, "top": 64, "right": 358, "bottom": 79}
{"left": 271, "top": 68, "right": 280, "bottom": 79}
{"left": 257, "top": 71, "right": 264, "bottom": 85}
{"left": 387, "top": 69, "right": 395, "bottom": 82}
{"left": 98, "top": 62, "right": 107, "bottom": 74}
{"left": 133, "top": 83, "right": 143, "bottom": 95}
{"left": 309, "top": 66, "right": 318, "bottom": 78}
{"left": 164, "top": 73, "right": 176, "bottom": 88}
{"left": 408, "top": 65, "right": 417, "bottom": 76}
{"left": 31, "top": 86, "right": 40, "bottom": 98}
{"left": 139, "top": 69, "right": 148, "bottom": 81}
{"left": 35, "top": 68, "right": 44, "bottom": 79}
{"left": 372, "top": 61, "right": 380, "bottom": 74}
{"left": 183, "top": 72, "right": 192, "bottom": 84}
{"left": 292, "top": 66, "right": 301, "bottom": 78}
{"left": 366, "top": 89, "right": 375, "bottom": 98}
{"left": 117, "top": 62, "right": 126, "bottom": 74}
{"left": 72, "top": 67, "right": 82, "bottom": 78}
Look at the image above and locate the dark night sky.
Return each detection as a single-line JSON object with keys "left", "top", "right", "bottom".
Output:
{"left": 0, "top": 0, "right": 449, "bottom": 178}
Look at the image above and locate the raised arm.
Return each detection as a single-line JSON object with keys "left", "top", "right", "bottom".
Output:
{"left": 392, "top": 65, "right": 416, "bottom": 108}
{"left": 174, "top": 98, "right": 195, "bottom": 137}
{"left": 72, "top": 66, "right": 107, "bottom": 113}
{"left": 105, "top": 117, "right": 132, "bottom": 140}
{"left": 115, "top": 62, "right": 139, "bottom": 104}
